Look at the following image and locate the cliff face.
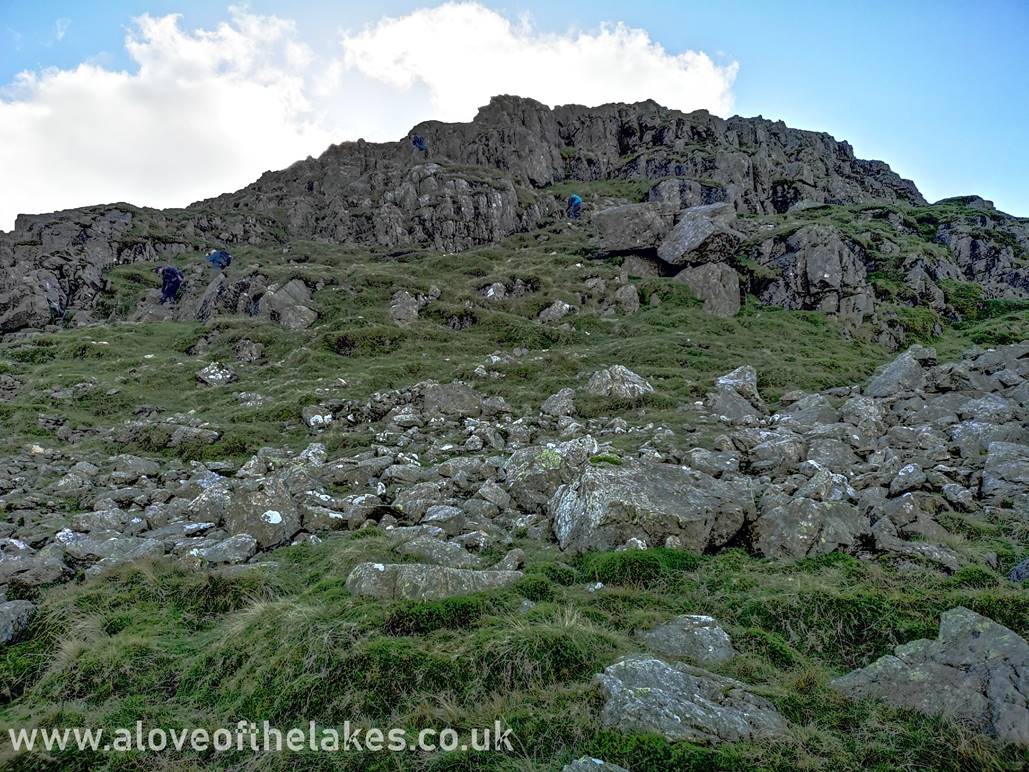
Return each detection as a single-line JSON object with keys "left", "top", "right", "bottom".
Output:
{"left": 195, "top": 95, "right": 926, "bottom": 245}
{"left": 1, "top": 96, "right": 1025, "bottom": 334}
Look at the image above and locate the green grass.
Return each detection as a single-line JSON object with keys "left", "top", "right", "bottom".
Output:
{"left": 0, "top": 224, "right": 941, "bottom": 459}
{"left": 3, "top": 536, "right": 1028, "bottom": 769}
{"left": 1, "top": 206, "right": 1028, "bottom": 769}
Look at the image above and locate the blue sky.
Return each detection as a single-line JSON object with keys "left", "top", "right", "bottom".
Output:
{"left": 1, "top": 0, "right": 1027, "bottom": 226}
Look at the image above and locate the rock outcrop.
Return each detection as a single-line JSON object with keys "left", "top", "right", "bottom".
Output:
{"left": 5, "top": 96, "right": 1024, "bottom": 335}
{"left": 831, "top": 607, "right": 1029, "bottom": 747}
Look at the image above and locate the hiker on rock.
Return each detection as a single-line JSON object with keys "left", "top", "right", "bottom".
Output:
{"left": 156, "top": 265, "right": 183, "bottom": 305}
{"left": 206, "top": 249, "right": 232, "bottom": 270}
{"left": 566, "top": 193, "right": 583, "bottom": 220}
{"left": 411, "top": 134, "right": 429, "bottom": 156}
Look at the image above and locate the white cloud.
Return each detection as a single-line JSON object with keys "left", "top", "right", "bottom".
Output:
{"left": 340, "top": 3, "right": 738, "bottom": 122}
{"left": 54, "top": 17, "right": 71, "bottom": 42}
{"left": 0, "top": 3, "right": 737, "bottom": 231}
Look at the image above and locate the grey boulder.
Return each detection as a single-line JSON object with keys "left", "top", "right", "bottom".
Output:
{"left": 831, "top": 607, "right": 1029, "bottom": 747}
{"left": 550, "top": 459, "right": 755, "bottom": 553}
{"left": 595, "top": 655, "right": 788, "bottom": 744}
{"left": 752, "top": 495, "right": 867, "bottom": 558}
{"left": 981, "top": 442, "right": 1029, "bottom": 508}
{"left": 0, "top": 600, "right": 36, "bottom": 645}
{"left": 223, "top": 478, "right": 301, "bottom": 548}
{"left": 345, "top": 562, "right": 522, "bottom": 600}
{"left": 656, "top": 203, "right": 741, "bottom": 265}
{"left": 864, "top": 346, "right": 935, "bottom": 398}
{"left": 638, "top": 614, "right": 736, "bottom": 666}
{"left": 585, "top": 366, "right": 654, "bottom": 400}
{"left": 672, "top": 263, "right": 741, "bottom": 317}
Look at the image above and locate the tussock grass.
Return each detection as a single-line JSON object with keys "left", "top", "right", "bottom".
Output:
{"left": 3, "top": 535, "right": 1028, "bottom": 769}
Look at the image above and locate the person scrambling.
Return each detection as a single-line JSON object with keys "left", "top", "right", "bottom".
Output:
{"left": 206, "top": 249, "right": 232, "bottom": 270}
{"left": 156, "top": 265, "right": 183, "bottom": 305}
{"left": 411, "top": 134, "right": 429, "bottom": 155}
{"left": 566, "top": 193, "right": 583, "bottom": 220}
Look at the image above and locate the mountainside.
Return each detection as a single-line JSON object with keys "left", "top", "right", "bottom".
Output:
{"left": 2, "top": 96, "right": 1027, "bottom": 339}
{"left": 1, "top": 97, "right": 1027, "bottom": 770}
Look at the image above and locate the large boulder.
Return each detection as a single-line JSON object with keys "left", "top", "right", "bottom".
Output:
{"left": 0, "top": 539, "right": 67, "bottom": 587}
{"left": 223, "top": 478, "right": 301, "bottom": 548}
{"left": 550, "top": 459, "right": 756, "bottom": 553}
{"left": 595, "top": 655, "right": 788, "bottom": 744}
{"left": 755, "top": 224, "right": 874, "bottom": 326}
{"left": 672, "top": 263, "right": 741, "bottom": 317}
{"left": 345, "top": 562, "right": 522, "bottom": 600}
{"left": 0, "top": 269, "right": 61, "bottom": 332}
{"left": 256, "top": 278, "right": 317, "bottom": 330}
{"left": 752, "top": 495, "right": 867, "bottom": 558}
{"left": 504, "top": 436, "right": 598, "bottom": 512}
{"left": 541, "top": 387, "right": 577, "bottom": 417}
{"left": 657, "top": 203, "right": 742, "bottom": 265}
{"left": 864, "top": 346, "right": 936, "bottom": 398}
{"left": 706, "top": 365, "right": 767, "bottom": 423}
{"left": 585, "top": 366, "right": 654, "bottom": 400}
{"left": 592, "top": 203, "right": 675, "bottom": 254}
{"left": 831, "top": 607, "right": 1029, "bottom": 747}
{"left": 421, "top": 381, "right": 484, "bottom": 419}
{"left": 981, "top": 442, "right": 1029, "bottom": 508}
{"left": 186, "top": 534, "right": 258, "bottom": 566}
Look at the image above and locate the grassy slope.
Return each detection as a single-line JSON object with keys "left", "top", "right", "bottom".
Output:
{"left": 1, "top": 220, "right": 1028, "bottom": 770}
{"left": 3, "top": 539, "right": 1027, "bottom": 770}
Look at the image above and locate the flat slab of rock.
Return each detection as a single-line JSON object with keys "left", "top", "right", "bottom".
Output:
{"left": 187, "top": 533, "right": 257, "bottom": 566}
{"left": 196, "top": 362, "right": 237, "bottom": 386}
{"left": 638, "top": 614, "right": 736, "bottom": 666}
{"left": 393, "top": 535, "right": 482, "bottom": 569}
{"left": 346, "top": 562, "right": 522, "bottom": 600}
{"left": 831, "top": 607, "right": 1029, "bottom": 747}
{"left": 595, "top": 655, "right": 788, "bottom": 744}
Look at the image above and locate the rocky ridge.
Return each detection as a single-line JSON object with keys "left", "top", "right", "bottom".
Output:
{"left": 2, "top": 97, "right": 1027, "bottom": 339}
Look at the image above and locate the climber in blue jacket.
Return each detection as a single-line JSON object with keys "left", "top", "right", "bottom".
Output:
{"left": 156, "top": 265, "right": 183, "bottom": 304}
{"left": 566, "top": 193, "right": 583, "bottom": 220}
{"left": 206, "top": 249, "right": 232, "bottom": 270}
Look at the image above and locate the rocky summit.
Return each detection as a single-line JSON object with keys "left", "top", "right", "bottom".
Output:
{"left": 0, "top": 96, "right": 1027, "bottom": 770}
